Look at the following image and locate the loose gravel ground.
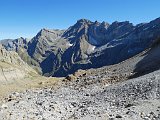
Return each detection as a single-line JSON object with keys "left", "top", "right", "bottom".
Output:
{"left": 0, "top": 68, "right": 160, "bottom": 120}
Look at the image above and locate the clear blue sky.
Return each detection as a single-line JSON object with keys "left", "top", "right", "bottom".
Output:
{"left": 0, "top": 0, "right": 160, "bottom": 39}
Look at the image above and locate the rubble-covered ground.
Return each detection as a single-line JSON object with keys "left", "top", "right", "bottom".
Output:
{"left": 0, "top": 67, "right": 160, "bottom": 120}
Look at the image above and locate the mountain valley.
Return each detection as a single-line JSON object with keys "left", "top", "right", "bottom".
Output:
{"left": 0, "top": 18, "right": 160, "bottom": 120}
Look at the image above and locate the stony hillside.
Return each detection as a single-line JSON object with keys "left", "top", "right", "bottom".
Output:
{"left": 71, "top": 37, "right": 160, "bottom": 85}
{"left": 0, "top": 44, "right": 36, "bottom": 84}
{"left": 0, "top": 37, "right": 41, "bottom": 74}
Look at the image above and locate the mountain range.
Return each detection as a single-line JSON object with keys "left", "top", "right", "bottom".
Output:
{"left": 1, "top": 17, "right": 160, "bottom": 77}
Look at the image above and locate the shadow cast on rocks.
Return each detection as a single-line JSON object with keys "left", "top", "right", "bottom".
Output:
{"left": 130, "top": 38, "right": 160, "bottom": 78}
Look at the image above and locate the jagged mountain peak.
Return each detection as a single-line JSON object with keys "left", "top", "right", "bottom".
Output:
{"left": 109, "top": 20, "right": 133, "bottom": 28}
{"left": 29, "top": 28, "right": 65, "bottom": 47}
{"left": 76, "top": 19, "right": 92, "bottom": 25}
{"left": 14, "top": 37, "right": 27, "bottom": 43}
{"left": 17, "top": 37, "right": 25, "bottom": 40}
{"left": 63, "top": 19, "right": 135, "bottom": 46}
{"left": 40, "top": 28, "right": 64, "bottom": 32}
{"left": 37, "top": 28, "right": 64, "bottom": 37}
{"left": 101, "top": 21, "right": 110, "bottom": 27}
{"left": 0, "top": 37, "right": 28, "bottom": 51}
{"left": 148, "top": 17, "right": 160, "bottom": 25}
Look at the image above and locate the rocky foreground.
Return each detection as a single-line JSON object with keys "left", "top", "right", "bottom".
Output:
{"left": 0, "top": 67, "right": 160, "bottom": 120}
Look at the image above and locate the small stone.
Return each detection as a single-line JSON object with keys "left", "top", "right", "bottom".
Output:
{"left": 125, "top": 103, "right": 134, "bottom": 108}
{"left": 65, "top": 75, "right": 72, "bottom": 81}
{"left": 109, "top": 118, "right": 114, "bottom": 120}
{"left": 38, "top": 82, "right": 43, "bottom": 85}
{"left": 82, "top": 73, "right": 87, "bottom": 76}
{"left": 150, "top": 112, "right": 155, "bottom": 115}
{"left": 126, "top": 111, "right": 130, "bottom": 114}
{"left": 1, "top": 104, "right": 8, "bottom": 109}
{"left": 115, "top": 114, "right": 122, "bottom": 118}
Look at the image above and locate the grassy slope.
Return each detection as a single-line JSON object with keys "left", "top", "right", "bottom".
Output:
{"left": 0, "top": 73, "right": 62, "bottom": 100}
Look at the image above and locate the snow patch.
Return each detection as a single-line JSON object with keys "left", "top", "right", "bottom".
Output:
{"left": 68, "top": 43, "right": 73, "bottom": 47}
{"left": 87, "top": 45, "right": 96, "bottom": 54}
{"left": 152, "top": 25, "right": 156, "bottom": 28}
{"left": 91, "top": 46, "right": 96, "bottom": 51}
